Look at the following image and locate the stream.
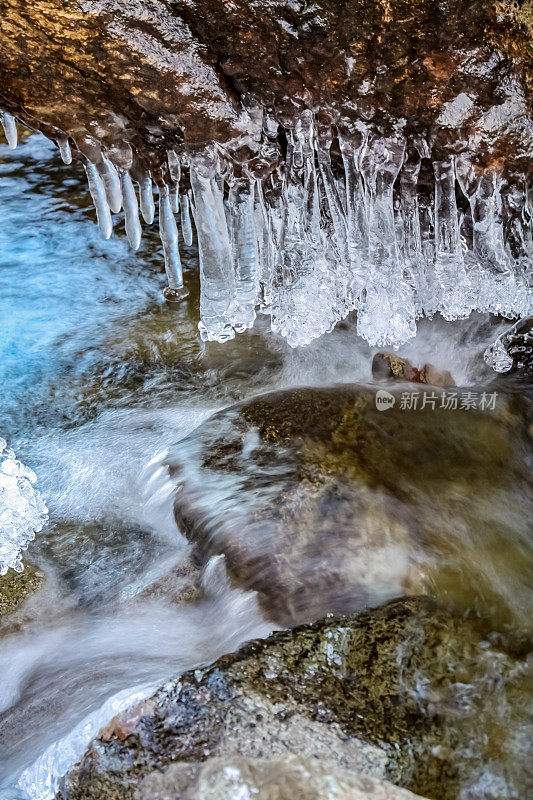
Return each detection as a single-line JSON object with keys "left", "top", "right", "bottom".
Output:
{"left": 0, "top": 133, "right": 530, "bottom": 799}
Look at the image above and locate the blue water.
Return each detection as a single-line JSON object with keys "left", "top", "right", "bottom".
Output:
{"left": 0, "top": 134, "right": 165, "bottom": 434}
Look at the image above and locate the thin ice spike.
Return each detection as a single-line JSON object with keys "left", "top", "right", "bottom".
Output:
{"left": 0, "top": 111, "right": 17, "bottom": 149}
{"left": 159, "top": 184, "right": 183, "bottom": 289}
{"left": 84, "top": 161, "right": 113, "bottom": 239}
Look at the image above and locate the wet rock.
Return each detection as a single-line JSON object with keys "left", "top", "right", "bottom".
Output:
{"left": 167, "top": 384, "right": 532, "bottom": 633}
{"left": 372, "top": 353, "right": 456, "bottom": 385}
{"left": 0, "top": 561, "right": 44, "bottom": 618}
{"left": 134, "top": 558, "right": 203, "bottom": 607}
{"left": 0, "top": 1, "right": 530, "bottom": 176}
{"left": 99, "top": 700, "right": 157, "bottom": 744}
{"left": 418, "top": 362, "right": 456, "bottom": 387}
{"left": 57, "top": 597, "right": 533, "bottom": 800}
{"left": 484, "top": 317, "right": 533, "bottom": 376}
{"left": 372, "top": 352, "right": 422, "bottom": 382}
{"left": 136, "top": 755, "right": 426, "bottom": 800}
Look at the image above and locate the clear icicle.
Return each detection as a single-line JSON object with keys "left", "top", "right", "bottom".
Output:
{"left": 339, "top": 129, "right": 369, "bottom": 303}
{"left": 58, "top": 138, "right": 72, "bottom": 165}
{"left": 190, "top": 161, "right": 236, "bottom": 342}
{"left": 120, "top": 172, "right": 142, "bottom": 251}
{"left": 400, "top": 149, "right": 437, "bottom": 316}
{"left": 139, "top": 176, "right": 155, "bottom": 225}
{"left": 316, "top": 128, "right": 350, "bottom": 269}
{"left": 253, "top": 181, "right": 276, "bottom": 312}
{"left": 170, "top": 187, "right": 180, "bottom": 214}
{"left": 180, "top": 193, "right": 193, "bottom": 246}
{"left": 433, "top": 158, "right": 472, "bottom": 319}
{"left": 271, "top": 115, "right": 338, "bottom": 347}
{"left": 98, "top": 156, "right": 122, "bottom": 213}
{"left": 0, "top": 111, "right": 17, "bottom": 149}
{"left": 357, "top": 135, "right": 416, "bottom": 347}
{"left": 167, "top": 150, "right": 181, "bottom": 184}
{"left": 84, "top": 161, "right": 113, "bottom": 239}
{"left": 456, "top": 157, "right": 528, "bottom": 316}
{"left": 228, "top": 178, "right": 259, "bottom": 331}
{"left": 159, "top": 183, "right": 184, "bottom": 289}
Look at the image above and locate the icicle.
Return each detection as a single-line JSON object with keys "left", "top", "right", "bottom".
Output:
{"left": 180, "top": 193, "right": 193, "bottom": 246}
{"left": 84, "top": 161, "right": 113, "bottom": 239}
{"left": 433, "top": 157, "right": 472, "bottom": 319}
{"left": 167, "top": 150, "right": 181, "bottom": 185}
{"left": 357, "top": 135, "right": 416, "bottom": 347}
{"left": 339, "top": 129, "right": 369, "bottom": 302}
{"left": 400, "top": 149, "right": 437, "bottom": 316}
{"left": 170, "top": 187, "right": 180, "bottom": 214}
{"left": 455, "top": 158, "right": 508, "bottom": 270}
{"left": 159, "top": 183, "right": 184, "bottom": 292}
{"left": 455, "top": 157, "right": 527, "bottom": 315}
{"left": 120, "top": 172, "right": 142, "bottom": 251}
{"left": 0, "top": 111, "right": 17, "bottom": 149}
{"left": 190, "top": 161, "right": 236, "bottom": 342}
{"left": 316, "top": 127, "right": 350, "bottom": 268}
{"left": 228, "top": 178, "right": 259, "bottom": 331}
{"left": 270, "top": 119, "right": 337, "bottom": 346}
{"left": 254, "top": 180, "right": 277, "bottom": 313}
{"left": 58, "top": 138, "right": 72, "bottom": 165}
{"left": 98, "top": 156, "right": 122, "bottom": 213}
{"left": 139, "top": 176, "right": 155, "bottom": 225}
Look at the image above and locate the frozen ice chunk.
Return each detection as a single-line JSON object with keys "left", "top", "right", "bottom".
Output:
{"left": 0, "top": 440, "right": 48, "bottom": 575}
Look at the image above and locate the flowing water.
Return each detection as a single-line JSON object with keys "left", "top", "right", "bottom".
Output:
{"left": 0, "top": 132, "right": 530, "bottom": 799}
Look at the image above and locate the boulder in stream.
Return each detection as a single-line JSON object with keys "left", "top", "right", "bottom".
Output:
{"left": 167, "top": 384, "right": 532, "bottom": 634}
{"left": 58, "top": 597, "right": 533, "bottom": 800}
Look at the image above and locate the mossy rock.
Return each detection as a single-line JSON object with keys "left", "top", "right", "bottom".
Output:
{"left": 166, "top": 384, "right": 532, "bottom": 634}
{"left": 58, "top": 597, "right": 532, "bottom": 800}
{"left": 0, "top": 561, "right": 44, "bottom": 618}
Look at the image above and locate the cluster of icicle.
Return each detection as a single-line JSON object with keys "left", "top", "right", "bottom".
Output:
{"left": 2, "top": 109, "right": 532, "bottom": 347}
{"left": 0, "top": 437, "right": 48, "bottom": 575}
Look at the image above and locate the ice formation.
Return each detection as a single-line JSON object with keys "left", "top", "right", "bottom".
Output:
{"left": 2, "top": 110, "right": 532, "bottom": 348}
{"left": 0, "top": 438, "right": 48, "bottom": 575}
{"left": 485, "top": 317, "right": 533, "bottom": 374}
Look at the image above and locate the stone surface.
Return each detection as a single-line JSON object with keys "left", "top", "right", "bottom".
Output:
{"left": 372, "top": 353, "right": 455, "bottom": 385}
{"left": 0, "top": 1, "right": 531, "bottom": 177}
{"left": 57, "top": 597, "right": 533, "bottom": 800}
{"left": 136, "top": 755, "right": 427, "bottom": 800}
{"left": 0, "top": 561, "right": 44, "bottom": 618}
{"left": 167, "top": 384, "right": 532, "bottom": 633}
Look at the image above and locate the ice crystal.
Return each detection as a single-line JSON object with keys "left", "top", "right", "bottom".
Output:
{"left": 0, "top": 439, "right": 48, "bottom": 575}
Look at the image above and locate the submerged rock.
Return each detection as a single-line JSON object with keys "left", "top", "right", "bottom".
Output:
{"left": 57, "top": 597, "right": 533, "bottom": 800}
{"left": 0, "top": 561, "right": 44, "bottom": 619}
{"left": 167, "top": 384, "right": 532, "bottom": 633}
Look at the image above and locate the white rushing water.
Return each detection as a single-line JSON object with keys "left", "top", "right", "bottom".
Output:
{"left": 0, "top": 440, "right": 48, "bottom": 575}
